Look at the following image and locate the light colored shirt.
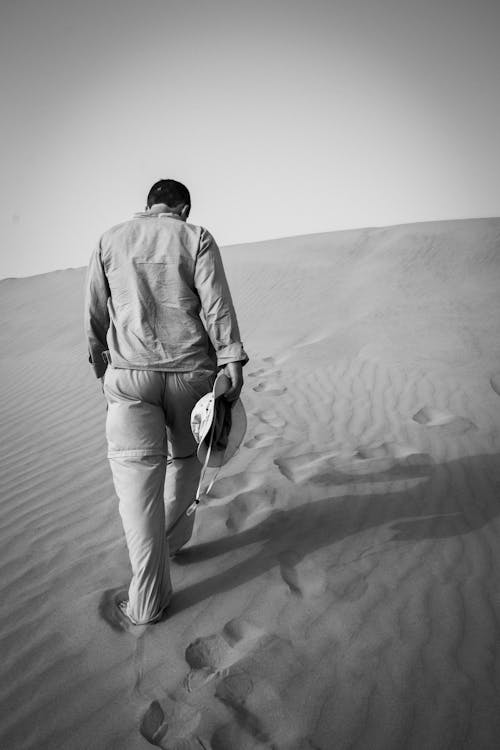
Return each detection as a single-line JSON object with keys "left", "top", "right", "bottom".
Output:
{"left": 84, "top": 211, "right": 248, "bottom": 379}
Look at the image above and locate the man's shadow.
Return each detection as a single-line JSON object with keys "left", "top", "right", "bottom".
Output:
{"left": 168, "top": 451, "right": 500, "bottom": 615}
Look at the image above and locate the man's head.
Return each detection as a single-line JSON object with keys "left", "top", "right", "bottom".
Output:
{"left": 146, "top": 179, "right": 191, "bottom": 219}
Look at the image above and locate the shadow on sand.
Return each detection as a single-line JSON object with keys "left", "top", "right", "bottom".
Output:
{"left": 165, "top": 451, "right": 500, "bottom": 615}
{"left": 98, "top": 451, "right": 500, "bottom": 626}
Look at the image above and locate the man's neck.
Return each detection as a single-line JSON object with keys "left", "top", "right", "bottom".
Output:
{"left": 148, "top": 203, "right": 176, "bottom": 215}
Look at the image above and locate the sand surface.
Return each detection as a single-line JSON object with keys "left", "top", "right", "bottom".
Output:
{"left": 1, "top": 218, "right": 500, "bottom": 749}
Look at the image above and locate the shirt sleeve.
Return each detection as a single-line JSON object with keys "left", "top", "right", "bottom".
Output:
{"left": 84, "top": 241, "right": 111, "bottom": 379}
{"left": 194, "top": 229, "right": 249, "bottom": 368}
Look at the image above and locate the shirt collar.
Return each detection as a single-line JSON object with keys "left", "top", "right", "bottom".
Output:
{"left": 134, "top": 209, "right": 185, "bottom": 221}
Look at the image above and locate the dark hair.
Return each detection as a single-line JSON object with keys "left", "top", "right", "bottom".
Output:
{"left": 146, "top": 179, "right": 191, "bottom": 209}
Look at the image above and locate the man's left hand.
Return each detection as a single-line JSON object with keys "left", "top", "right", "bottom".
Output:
{"left": 223, "top": 361, "right": 243, "bottom": 401}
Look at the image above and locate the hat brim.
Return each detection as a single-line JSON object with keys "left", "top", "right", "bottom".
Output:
{"left": 191, "top": 372, "right": 247, "bottom": 468}
{"left": 197, "top": 397, "right": 247, "bottom": 467}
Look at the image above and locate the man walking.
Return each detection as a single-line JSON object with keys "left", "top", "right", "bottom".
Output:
{"left": 84, "top": 179, "right": 248, "bottom": 625}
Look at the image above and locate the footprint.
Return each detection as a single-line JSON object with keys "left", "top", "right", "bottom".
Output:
{"left": 275, "top": 444, "right": 432, "bottom": 485}
{"left": 212, "top": 638, "right": 302, "bottom": 748}
{"left": 331, "top": 574, "right": 369, "bottom": 604}
{"left": 413, "top": 406, "right": 477, "bottom": 434}
{"left": 491, "top": 374, "right": 500, "bottom": 397}
{"left": 186, "top": 633, "right": 235, "bottom": 673}
{"left": 355, "top": 443, "right": 397, "bottom": 460}
{"left": 184, "top": 619, "right": 267, "bottom": 692}
{"left": 222, "top": 618, "right": 267, "bottom": 647}
{"left": 247, "top": 369, "right": 266, "bottom": 378}
{"left": 252, "top": 382, "right": 287, "bottom": 396}
{"left": 226, "top": 488, "right": 276, "bottom": 532}
{"left": 207, "top": 472, "right": 263, "bottom": 503}
{"left": 255, "top": 410, "right": 286, "bottom": 429}
{"left": 184, "top": 622, "right": 304, "bottom": 749}
{"left": 274, "top": 451, "right": 337, "bottom": 484}
{"left": 211, "top": 715, "right": 267, "bottom": 750}
{"left": 215, "top": 670, "right": 254, "bottom": 707}
{"left": 140, "top": 696, "right": 204, "bottom": 748}
{"left": 98, "top": 588, "right": 149, "bottom": 637}
{"left": 354, "top": 442, "right": 433, "bottom": 473}
{"left": 215, "top": 674, "right": 295, "bottom": 746}
{"left": 185, "top": 617, "right": 267, "bottom": 675}
{"left": 278, "top": 551, "right": 327, "bottom": 598}
{"left": 248, "top": 368, "right": 282, "bottom": 379}
{"left": 213, "top": 718, "right": 313, "bottom": 750}
{"left": 140, "top": 701, "right": 168, "bottom": 746}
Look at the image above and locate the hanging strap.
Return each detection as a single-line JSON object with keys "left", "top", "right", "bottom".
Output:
{"left": 165, "top": 405, "right": 219, "bottom": 536}
{"left": 188, "top": 414, "right": 217, "bottom": 512}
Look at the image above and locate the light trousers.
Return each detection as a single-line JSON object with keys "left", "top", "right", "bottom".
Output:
{"left": 103, "top": 367, "right": 214, "bottom": 624}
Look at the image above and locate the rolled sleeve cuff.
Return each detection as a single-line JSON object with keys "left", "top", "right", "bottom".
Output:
{"left": 88, "top": 352, "right": 108, "bottom": 379}
{"left": 216, "top": 343, "right": 249, "bottom": 367}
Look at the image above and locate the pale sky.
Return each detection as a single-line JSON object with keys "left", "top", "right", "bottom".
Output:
{"left": 1, "top": 0, "right": 499, "bottom": 278}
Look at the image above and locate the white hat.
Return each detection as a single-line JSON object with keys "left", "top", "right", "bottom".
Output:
{"left": 191, "top": 372, "right": 247, "bottom": 469}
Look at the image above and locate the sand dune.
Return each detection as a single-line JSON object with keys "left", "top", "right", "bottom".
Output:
{"left": 1, "top": 218, "right": 500, "bottom": 749}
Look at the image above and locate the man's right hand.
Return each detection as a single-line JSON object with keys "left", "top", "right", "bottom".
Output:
{"left": 223, "top": 361, "right": 244, "bottom": 401}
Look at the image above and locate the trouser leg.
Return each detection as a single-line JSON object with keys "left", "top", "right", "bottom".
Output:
{"left": 110, "top": 453, "right": 171, "bottom": 623}
{"left": 104, "top": 368, "right": 171, "bottom": 625}
{"left": 164, "top": 454, "right": 202, "bottom": 554}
